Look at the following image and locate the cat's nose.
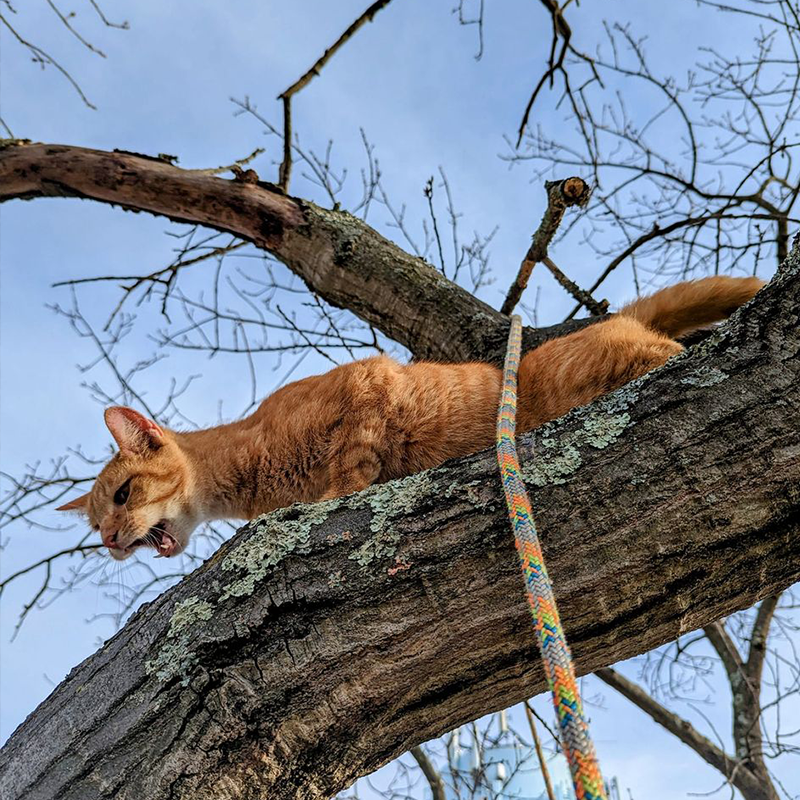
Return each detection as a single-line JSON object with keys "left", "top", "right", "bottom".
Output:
{"left": 101, "top": 528, "right": 121, "bottom": 550}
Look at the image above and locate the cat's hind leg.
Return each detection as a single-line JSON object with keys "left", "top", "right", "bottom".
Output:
{"left": 320, "top": 422, "right": 384, "bottom": 501}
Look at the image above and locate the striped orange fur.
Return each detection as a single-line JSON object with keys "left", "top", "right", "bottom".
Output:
{"left": 57, "top": 275, "right": 763, "bottom": 559}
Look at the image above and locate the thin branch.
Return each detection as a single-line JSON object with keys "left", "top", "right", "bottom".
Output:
{"left": 180, "top": 147, "right": 265, "bottom": 177}
{"left": 0, "top": 12, "right": 96, "bottom": 109}
{"left": 277, "top": 0, "right": 396, "bottom": 190}
{"left": 88, "top": 0, "right": 129, "bottom": 29}
{"left": 0, "top": 543, "right": 101, "bottom": 597}
{"left": 704, "top": 619, "right": 746, "bottom": 687}
{"left": 747, "top": 594, "right": 781, "bottom": 685}
{"left": 409, "top": 746, "right": 447, "bottom": 800}
{"left": 45, "top": 0, "right": 107, "bottom": 57}
{"left": 525, "top": 700, "right": 561, "bottom": 747}
{"left": 524, "top": 702, "right": 557, "bottom": 800}
{"left": 1, "top": 542, "right": 103, "bottom": 639}
{"left": 542, "top": 256, "right": 609, "bottom": 316}
{"left": 516, "top": 0, "right": 601, "bottom": 146}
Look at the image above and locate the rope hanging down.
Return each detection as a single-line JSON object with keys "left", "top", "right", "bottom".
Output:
{"left": 496, "top": 315, "right": 608, "bottom": 800}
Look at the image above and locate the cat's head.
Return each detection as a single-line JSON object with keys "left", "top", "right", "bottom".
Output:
{"left": 57, "top": 407, "right": 199, "bottom": 560}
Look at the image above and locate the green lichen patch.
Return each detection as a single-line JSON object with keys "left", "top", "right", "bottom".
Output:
{"left": 680, "top": 365, "right": 729, "bottom": 387}
{"left": 522, "top": 390, "right": 637, "bottom": 487}
{"left": 444, "top": 478, "right": 485, "bottom": 506}
{"left": 347, "top": 528, "right": 402, "bottom": 567}
{"left": 166, "top": 596, "right": 214, "bottom": 635}
{"left": 347, "top": 470, "right": 434, "bottom": 566}
{"left": 219, "top": 501, "right": 336, "bottom": 600}
{"left": 144, "top": 597, "right": 214, "bottom": 685}
{"left": 582, "top": 412, "right": 631, "bottom": 448}
{"left": 327, "top": 570, "right": 344, "bottom": 588}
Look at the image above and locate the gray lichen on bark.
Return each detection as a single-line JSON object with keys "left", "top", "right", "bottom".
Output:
{"left": 522, "top": 385, "right": 638, "bottom": 487}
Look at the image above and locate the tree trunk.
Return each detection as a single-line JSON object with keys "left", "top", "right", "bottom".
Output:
{"left": 1, "top": 235, "right": 799, "bottom": 799}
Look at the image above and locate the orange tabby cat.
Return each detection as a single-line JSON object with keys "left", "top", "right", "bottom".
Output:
{"left": 57, "top": 276, "right": 763, "bottom": 560}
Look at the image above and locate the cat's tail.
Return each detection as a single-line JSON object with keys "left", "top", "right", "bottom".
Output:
{"left": 619, "top": 275, "right": 765, "bottom": 339}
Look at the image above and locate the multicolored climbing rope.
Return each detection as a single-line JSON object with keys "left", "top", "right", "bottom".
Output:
{"left": 496, "top": 314, "right": 607, "bottom": 800}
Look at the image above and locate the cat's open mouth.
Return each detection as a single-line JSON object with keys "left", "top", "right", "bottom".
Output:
{"left": 126, "top": 520, "right": 179, "bottom": 557}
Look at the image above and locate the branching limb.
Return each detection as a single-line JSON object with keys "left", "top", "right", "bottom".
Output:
{"left": 703, "top": 597, "right": 784, "bottom": 789}
{"left": 516, "top": 0, "right": 601, "bottom": 146}
{"left": 501, "top": 176, "right": 604, "bottom": 315}
{"left": 0, "top": 142, "right": 600, "bottom": 362}
{"left": 0, "top": 541, "right": 102, "bottom": 639}
{"left": 595, "top": 667, "right": 772, "bottom": 800}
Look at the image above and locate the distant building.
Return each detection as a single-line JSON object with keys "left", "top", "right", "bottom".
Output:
{"left": 444, "top": 714, "right": 621, "bottom": 800}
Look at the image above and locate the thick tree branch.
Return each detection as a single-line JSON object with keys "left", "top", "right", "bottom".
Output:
{"left": 1, "top": 245, "right": 799, "bottom": 799}
{"left": 0, "top": 141, "right": 592, "bottom": 362}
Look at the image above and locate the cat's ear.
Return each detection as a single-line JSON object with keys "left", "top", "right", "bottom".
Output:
{"left": 104, "top": 407, "right": 165, "bottom": 455}
{"left": 56, "top": 493, "right": 90, "bottom": 513}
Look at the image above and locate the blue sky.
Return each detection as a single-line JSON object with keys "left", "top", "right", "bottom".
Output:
{"left": 1, "top": 2, "right": 797, "bottom": 797}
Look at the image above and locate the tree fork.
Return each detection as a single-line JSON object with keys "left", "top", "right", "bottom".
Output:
{"left": 1, "top": 239, "right": 799, "bottom": 800}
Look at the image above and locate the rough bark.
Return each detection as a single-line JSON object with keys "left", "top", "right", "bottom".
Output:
{"left": 1, "top": 237, "right": 799, "bottom": 800}
{"left": 0, "top": 141, "right": 592, "bottom": 363}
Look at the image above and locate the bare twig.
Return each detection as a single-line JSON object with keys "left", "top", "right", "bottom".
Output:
{"left": 424, "top": 176, "right": 446, "bottom": 275}
{"left": 45, "top": 0, "right": 107, "bottom": 58}
{"left": 523, "top": 702, "right": 557, "bottom": 800}
{"left": 277, "top": 0, "right": 396, "bottom": 190}
{"left": 0, "top": 11, "right": 97, "bottom": 109}
{"left": 181, "top": 147, "right": 265, "bottom": 177}
{"left": 0, "top": 543, "right": 102, "bottom": 598}
{"left": 542, "top": 256, "right": 609, "bottom": 316}
{"left": 1, "top": 541, "right": 103, "bottom": 639}
{"left": 516, "top": 0, "right": 601, "bottom": 146}
{"left": 453, "top": 0, "right": 486, "bottom": 60}
{"left": 525, "top": 699, "right": 561, "bottom": 747}
{"left": 88, "top": 0, "right": 129, "bottom": 30}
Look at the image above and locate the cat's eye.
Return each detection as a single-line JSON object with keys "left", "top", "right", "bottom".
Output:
{"left": 113, "top": 479, "right": 131, "bottom": 506}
